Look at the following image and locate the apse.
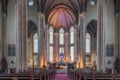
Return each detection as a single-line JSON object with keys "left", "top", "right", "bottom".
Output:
{"left": 48, "top": 5, "right": 76, "bottom": 29}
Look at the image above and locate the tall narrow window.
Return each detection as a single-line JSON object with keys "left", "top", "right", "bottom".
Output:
{"left": 59, "top": 47, "right": 64, "bottom": 54}
{"left": 33, "top": 32, "right": 38, "bottom": 68}
{"left": 59, "top": 28, "right": 64, "bottom": 60}
{"left": 59, "top": 28, "right": 64, "bottom": 45}
{"left": 70, "top": 27, "right": 74, "bottom": 44}
{"left": 86, "top": 33, "right": 91, "bottom": 53}
{"left": 49, "top": 27, "right": 53, "bottom": 44}
{"left": 49, "top": 27, "right": 54, "bottom": 63}
{"left": 70, "top": 27, "right": 74, "bottom": 62}
{"left": 49, "top": 46, "right": 53, "bottom": 62}
{"left": 33, "top": 33, "right": 38, "bottom": 53}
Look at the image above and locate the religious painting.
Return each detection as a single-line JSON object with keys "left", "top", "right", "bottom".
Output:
{"left": 106, "top": 44, "right": 114, "bottom": 57}
{"left": 8, "top": 44, "right": 16, "bottom": 56}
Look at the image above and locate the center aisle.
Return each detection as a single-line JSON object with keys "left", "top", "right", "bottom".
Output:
{"left": 54, "top": 74, "right": 70, "bottom": 80}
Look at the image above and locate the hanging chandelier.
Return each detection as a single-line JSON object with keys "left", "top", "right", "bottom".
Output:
{"left": 28, "top": 0, "right": 34, "bottom": 6}
{"left": 90, "top": 0, "right": 96, "bottom": 6}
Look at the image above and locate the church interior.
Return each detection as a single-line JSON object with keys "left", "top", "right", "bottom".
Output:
{"left": 0, "top": 0, "right": 120, "bottom": 80}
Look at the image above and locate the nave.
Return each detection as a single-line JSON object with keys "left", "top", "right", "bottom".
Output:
{"left": 0, "top": 0, "right": 120, "bottom": 80}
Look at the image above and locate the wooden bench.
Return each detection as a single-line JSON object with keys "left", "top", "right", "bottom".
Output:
{"left": 0, "top": 69, "right": 56, "bottom": 80}
{"left": 68, "top": 69, "right": 120, "bottom": 80}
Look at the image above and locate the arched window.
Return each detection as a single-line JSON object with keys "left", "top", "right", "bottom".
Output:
{"left": 33, "top": 32, "right": 38, "bottom": 68}
{"left": 86, "top": 33, "right": 91, "bottom": 53}
{"left": 59, "top": 28, "right": 64, "bottom": 45}
{"left": 33, "top": 32, "right": 38, "bottom": 53}
{"left": 59, "top": 47, "right": 64, "bottom": 54}
{"left": 49, "top": 27, "right": 53, "bottom": 44}
{"left": 70, "top": 27, "right": 74, "bottom": 62}
{"left": 49, "top": 27, "right": 54, "bottom": 63}
{"left": 59, "top": 28, "right": 64, "bottom": 55}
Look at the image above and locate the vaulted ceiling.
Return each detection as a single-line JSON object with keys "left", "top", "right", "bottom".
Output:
{"left": 0, "top": 0, "right": 120, "bottom": 29}
{"left": 48, "top": 5, "right": 76, "bottom": 29}
{"left": 0, "top": 0, "right": 120, "bottom": 16}
{"left": 36, "top": 0, "right": 88, "bottom": 30}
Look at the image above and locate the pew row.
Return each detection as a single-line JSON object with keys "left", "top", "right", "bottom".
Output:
{"left": 0, "top": 69, "right": 56, "bottom": 80}
{"left": 68, "top": 69, "right": 120, "bottom": 80}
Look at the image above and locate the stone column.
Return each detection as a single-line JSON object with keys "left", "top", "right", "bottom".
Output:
{"left": 97, "top": 0, "right": 106, "bottom": 72}
{"left": 65, "top": 33, "right": 69, "bottom": 62}
{"left": 67, "top": 33, "right": 70, "bottom": 63}
{"left": 115, "top": 13, "right": 120, "bottom": 58}
{"left": 44, "top": 25, "right": 47, "bottom": 66}
{"left": 22, "top": 0, "right": 27, "bottom": 71}
{"left": 46, "top": 26, "right": 49, "bottom": 63}
{"left": 55, "top": 33, "right": 59, "bottom": 62}
{"left": 2, "top": 15, "right": 7, "bottom": 57}
{"left": 118, "top": 14, "right": 120, "bottom": 58}
{"left": 74, "top": 29, "right": 77, "bottom": 62}
{"left": 16, "top": 0, "right": 27, "bottom": 72}
{"left": 53, "top": 32, "right": 59, "bottom": 63}
{"left": 76, "top": 27, "right": 80, "bottom": 68}
{"left": 79, "top": 15, "right": 85, "bottom": 68}
{"left": 38, "top": 13, "right": 45, "bottom": 68}
{"left": 38, "top": 16, "right": 41, "bottom": 69}
{"left": 77, "top": 24, "right": 80, "bottom": 67}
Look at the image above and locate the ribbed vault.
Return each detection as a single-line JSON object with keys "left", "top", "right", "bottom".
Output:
{"left": 48, "top": 5, "right": 76, "bottom": 30}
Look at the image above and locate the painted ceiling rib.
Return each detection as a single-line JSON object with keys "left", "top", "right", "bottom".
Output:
{"left": 65, "top": 8, "right": 76, "bottom": 23}
{"left": 69, "top": 0, "right": 78, "bottom": 13}
{"left": 45, "top": 0, "right": 55, "bottom": 12}
{"left": 48, "top": 9, "right": 58, "bottom": 23}
{"left": 63, "top": 10, "right": 69, "bottom": 28}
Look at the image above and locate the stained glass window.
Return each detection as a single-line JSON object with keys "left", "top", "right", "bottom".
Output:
{"left": 49, "top": 27, "right": 54, "bottom": 63}
{"left": 70, "top": 27, "right": 74, "bottom": 62}
{"left": 59, "top": 28, "right": 64, "bottom": 45}
{"left": 70, "top": 27, "right": 74, "bottom": 44}
{"left": 49, "top": 46, "right": 53, "bottom": 62}
{"left": 59, "top": 47, "right": 64, "bottom": 54}
{"left": 70, "top": 46, "right": 74, "bottom": 62}
{"left": 59, "top": 28, "right": 64, "bottom": 55}
{"left": 86, "top": 33, "right": 91, "bottom": 53}
{"left": 49, "top": 27, "right": 53, "bottom": 44}
{"left": 33, "top": 33, "right": 38, "bottom": 53}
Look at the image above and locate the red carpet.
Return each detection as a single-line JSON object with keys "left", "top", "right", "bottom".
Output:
{"left": 54, "top": 74, "right": 70, "bottom": 80}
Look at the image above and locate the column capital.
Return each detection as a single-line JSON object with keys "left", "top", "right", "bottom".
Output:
{"left": 38, "top": 12, "right": 45, "bottom": 19}
{"left": 79, "top": 12, "right": 86, "bottom": 18}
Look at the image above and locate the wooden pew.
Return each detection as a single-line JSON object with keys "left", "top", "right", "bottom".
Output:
{"left": 0, "top": 69, "right": 55, "bottom": 80}
{"left": 68, "top": 69, "right": 120, "bottom": 80}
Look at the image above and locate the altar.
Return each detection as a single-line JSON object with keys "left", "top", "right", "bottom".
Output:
{"left": 55, "top": 59, "right": 71, "bottom": 73}
{"left": 56, "top": 69, "right": 67, "bottom": 73}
